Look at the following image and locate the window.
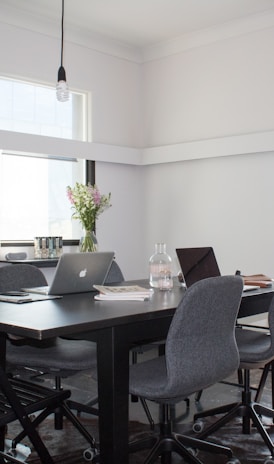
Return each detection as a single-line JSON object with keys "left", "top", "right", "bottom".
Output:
{"left": 0, "top": 77, "right": 87, "bottom": 140}
{"left": 0, "top": 76, "right": 91, "bottom": 242}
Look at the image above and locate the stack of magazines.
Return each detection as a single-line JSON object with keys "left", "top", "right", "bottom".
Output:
{"left": 93, "top": 285, "right": 152, "bottom": 301}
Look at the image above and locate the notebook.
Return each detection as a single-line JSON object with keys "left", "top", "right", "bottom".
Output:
{"left": 22, "top": 251, "right": 114, "bottom": 295}
{"left": 176, "top": 247, "right": 259, "bottom": 292}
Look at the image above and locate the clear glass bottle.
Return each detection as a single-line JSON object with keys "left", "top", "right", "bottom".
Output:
{"left": 149, "top": 243, "right": 173, "bottom": 290}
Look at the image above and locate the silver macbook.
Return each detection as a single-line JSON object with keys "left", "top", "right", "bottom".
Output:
{"left": 23, "top": 251, "right": 114, "bottom": 295}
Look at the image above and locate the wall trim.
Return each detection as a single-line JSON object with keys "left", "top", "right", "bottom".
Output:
{"left": 1, "top": 129, "right": 274, "bottom": 166}
{"left": 1, "top": 4, "right": 274, "bottom": 64}
{"left": 141, "top": 130, "right": 274, "bottom": 165}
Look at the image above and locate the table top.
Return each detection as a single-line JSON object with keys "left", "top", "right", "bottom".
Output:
{"left": 0, "top": 281, "right": 185, "bottom": 340}
{"left": 0, "top": 281, "right": 273, "bottom": 340}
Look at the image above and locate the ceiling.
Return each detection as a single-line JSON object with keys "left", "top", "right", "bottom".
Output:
{"left": 2, "top": 0, "right": 274, "bottom": 49}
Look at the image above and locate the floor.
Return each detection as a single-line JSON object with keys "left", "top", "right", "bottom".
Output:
{"left": 16, "top": 345, "right": 272, "bottom": 429}
{"left": 10, "top": 345, "right": 274, "bottom": 463}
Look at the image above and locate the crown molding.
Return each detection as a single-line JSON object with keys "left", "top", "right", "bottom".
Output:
{"left": 1, "top": 4, "right": 274, "bottom": 63}
{"left": 0, "top": 2, "right": 143, "bottom": 63}
{"left": 142, "top": 8, "right": 274, "bottom": 62}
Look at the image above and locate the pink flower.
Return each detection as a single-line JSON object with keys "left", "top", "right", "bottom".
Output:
{"left": 92, "top": 187, "right": 101, "bottom": 206}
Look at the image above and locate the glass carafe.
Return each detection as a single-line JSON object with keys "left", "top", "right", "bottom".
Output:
{"left": 149, "top": 243, "right": 173, "bottom": 290}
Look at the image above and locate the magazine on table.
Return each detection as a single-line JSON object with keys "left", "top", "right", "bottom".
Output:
{"left": 93, "top": 285, "right": 152, "bottom": 301}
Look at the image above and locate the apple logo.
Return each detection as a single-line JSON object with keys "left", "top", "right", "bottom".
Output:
{"left": 79, "top": 268, "right": 87, "bottom": 278}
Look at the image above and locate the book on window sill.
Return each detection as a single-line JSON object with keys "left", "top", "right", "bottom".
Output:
{"left": 93, "top": 285, "right": 152, "bottom": 301}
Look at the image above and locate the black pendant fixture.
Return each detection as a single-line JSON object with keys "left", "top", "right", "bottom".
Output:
{"left": 56, "top": 0, "right": 69, "bottom": 102}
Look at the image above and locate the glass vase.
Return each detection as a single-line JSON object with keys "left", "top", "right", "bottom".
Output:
{"left": 79, "top": 230, "right": 98, "bottom": 252}
{"left": 149, "top": 242, "right": 173, "bottom": 290}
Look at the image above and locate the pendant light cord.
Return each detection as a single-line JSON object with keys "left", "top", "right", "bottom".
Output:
{"left": 60, "top": 0, "right": 64, "bottom": 67}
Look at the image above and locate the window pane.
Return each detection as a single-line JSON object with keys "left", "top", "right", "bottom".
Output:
{"left": 0, "top": 77, "right": 87, "bottom": 141}
{"left": 0, "top": 76, "right": 89, "bottom": 241}
{"left": 0, "top": 154, "right": 84, "bottom": 241}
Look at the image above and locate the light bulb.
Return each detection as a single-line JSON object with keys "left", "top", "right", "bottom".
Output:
{"left": 56, "top": 66, "right": 69, "bottom": 102}
{"left": 56, "top": 80, "right": 69, "bottom": 102}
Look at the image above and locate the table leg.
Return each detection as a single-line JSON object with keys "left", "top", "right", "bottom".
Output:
{"left": 0, "top": 333, "right": 6, "bottom": 452}
{"left": 96, "top": 326, "right": 130, "bottom": 464}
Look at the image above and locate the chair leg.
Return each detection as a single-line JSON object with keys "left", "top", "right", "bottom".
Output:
{"left": 11, "top": 400, "right": 99, "bottom": 460}
{"left": 54, "top": 375, "right": 63, "bottom": 430}
{"left": 0, "top": 450, "right": 31, "bottom": 464}
{"left": 66, "top": 397, "right": 99, "bottom": 417}
{"left": 140, "top": 397, "right": 155, "bottom": 429}
{"left": 195, "top": 368, "right": 274, "bottom": 456}
{"left": 255, "top": 362, "right": 271, "bottom": 403}
{"left": 129, "top": 403, "right": 234, "bottom": 464}
{"left": 254, "top": 360, "right": 274, "bottom": 419}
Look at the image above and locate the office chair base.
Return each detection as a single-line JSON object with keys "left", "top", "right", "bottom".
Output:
{"left": 194, "top": 400, "right": 274, "bottom": 456}
{"left": 9, "top": 400, "right": 98, "bottom": 462}
{"left": 129, "top": 429, "right": 234, "bottom": 464}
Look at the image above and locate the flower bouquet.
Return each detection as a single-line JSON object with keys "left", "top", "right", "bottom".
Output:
{"left": 67, "top": 182, "right": 111, "bottom": 252}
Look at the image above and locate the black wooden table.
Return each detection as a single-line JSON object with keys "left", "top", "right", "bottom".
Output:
{"left": 0, "top": 281, "right": 272, "bottom": 463}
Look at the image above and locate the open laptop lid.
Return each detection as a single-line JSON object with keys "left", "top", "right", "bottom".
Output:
{"left": 24, "top": 252, "right": 114, "bottom": 295}
{"left": 49, "top": 251, "right": 114, "bottom": 294}
{"left": 176, "top": 247, "right": 221, "bottom": 288}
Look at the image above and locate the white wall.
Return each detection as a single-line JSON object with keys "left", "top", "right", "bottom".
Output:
{"left": 142, "top": 26, "right": 274, "bottom": 145}
{"left": 0, "top": 20, "right": 145, "bottom": 279}
{"left": 142, "top": 152, "right": 274, "bottom": 277}
{"left": 1, "top": 11, "right": 274, "bottom": 280}
{"left": 95, "top": 162, "right": 145, "bottom": 279}
{"left": 142, "top": 24, "right": 274, "bottom": 278}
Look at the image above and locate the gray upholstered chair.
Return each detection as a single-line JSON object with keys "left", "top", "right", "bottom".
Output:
{"left": 5, "top": 260, "right": 126, "bottom": 432}
{"left": 128, "top": 275, "right": 243, "bottom": 464}
{"left": 0, "top": 264, "right": 98, "bottom": 431}
{"left": 194, "top": 298, "right": 274, "bottom": 461}
{"left": 104, "top": 259, "right": 124, "bottom": 283}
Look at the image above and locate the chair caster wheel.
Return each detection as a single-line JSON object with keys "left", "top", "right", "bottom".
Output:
{"left": 264, "top": 458, "right": 274, "bottom": 464}
{"left": 192, "top": 420, "right": 204, "bottom": 433}
{"left": 83, "top": 447, "right": 99, "bottom": 462}
{"left": 187, "top": 447, "right": 198, "bottom": 457}
{"left": 7, "top": 449, "right": 17, "bottom": 458}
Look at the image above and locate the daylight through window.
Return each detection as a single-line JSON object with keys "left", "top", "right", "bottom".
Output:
{"left": 0, "top": 76, "right": 89, "bottom": 241}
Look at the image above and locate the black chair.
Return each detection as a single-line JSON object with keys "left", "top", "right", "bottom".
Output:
{"left": 0, "top": 264, "right": 99, "bottom": 430}
{"left": 0, "top": 364, "right": 97, "bottom": 464}
{"left": 193, "top": 297, "right": 274, "bottom": 462}
{"left": 128, "top": 275, "right": 243, "bottom": 464}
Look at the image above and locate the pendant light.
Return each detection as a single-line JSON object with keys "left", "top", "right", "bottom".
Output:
{"left": 56, "top": 0, "right": 69, "bottom": 102}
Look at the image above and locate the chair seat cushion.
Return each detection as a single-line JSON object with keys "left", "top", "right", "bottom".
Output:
{"left": 7, "top": 337, "right": 97, "bottom": 372}
{"left": 129, "top": 355, "right": 194, "bottom": 404}
{"left": 236, "top": 327, "right": 273, "bottom": 366}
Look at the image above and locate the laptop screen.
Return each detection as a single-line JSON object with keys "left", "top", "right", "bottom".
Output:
{"left": 176, "top": 247, "right": 221, "bottom": 288}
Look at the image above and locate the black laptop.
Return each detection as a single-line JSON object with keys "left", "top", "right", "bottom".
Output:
{"left": 176, "top": 247, "right": 259, "bottom": 291}
{"left": 176, "top": 247, "right": 220, "bottom": 288}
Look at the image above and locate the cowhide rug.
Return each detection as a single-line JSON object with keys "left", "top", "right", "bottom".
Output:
{"left": 5, "top": 415, "right": 274, "bottom": 463}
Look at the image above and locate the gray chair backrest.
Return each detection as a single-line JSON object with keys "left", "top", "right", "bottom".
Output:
{"left": 104, "top": 260, "right": 124, "bottom": 284}
{"left": 165, "top": 275, "right": 243, "bottom": 398}
{"left": 0, "top": 264, "right": 47, "bottom": 292}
